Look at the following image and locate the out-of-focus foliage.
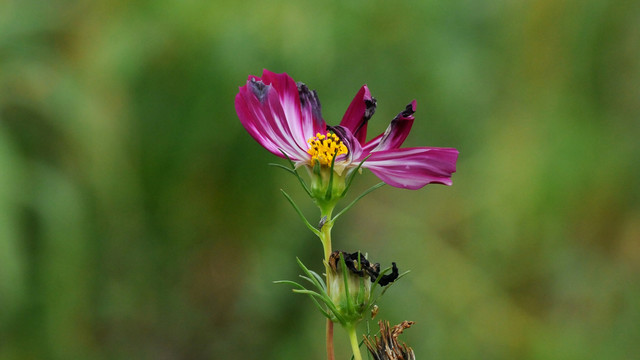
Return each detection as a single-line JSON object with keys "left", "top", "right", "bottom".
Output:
{"left": 1, "top": 0, "right": 639, "bottom": 359}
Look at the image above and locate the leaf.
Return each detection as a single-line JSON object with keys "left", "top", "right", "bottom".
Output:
{"left": 281, "top": 190, "right": 321, "bottom": 237}
{"left": 274, "top": 280, "right": 331, "bottom": 319}
{"left": 333, "top": 182, "right": 385, "bottom": 222}
{"left": 342, "top": 153, "right": 372, "bottom": 197}
{"left": 276, "top": 149, "right": 312, "bottom": 197}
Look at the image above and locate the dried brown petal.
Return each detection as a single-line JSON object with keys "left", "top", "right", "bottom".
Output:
{"left": 364, "top": 320, "right": 416, "bottom": 360}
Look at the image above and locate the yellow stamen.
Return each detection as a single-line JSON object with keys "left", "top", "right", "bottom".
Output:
{"left": 307, "top": 132, "right": 348, "bottom": 167}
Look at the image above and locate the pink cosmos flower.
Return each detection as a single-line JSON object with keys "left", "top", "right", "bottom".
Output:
{"left": 235, "top": 70, "right": 458, "bottom": 190}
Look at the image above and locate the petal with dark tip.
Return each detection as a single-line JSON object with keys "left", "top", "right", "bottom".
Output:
{"left": 235, "top": 78, "right": 309, "bottom": 161}
{"left": 297, "top": 82, "right": 326, "bottom": 139}
{"left": 327, "top": 125, "right": 363, "bottom": 164}
{"left": 339, "top": 85, "right": 377, "bottom": 145}
{"left": 363, "top": 147, "right": 459, "bottom": 189}
{"left": 373, "top": 100, "right": 416, "bottom": 152}
{"left": 260, "top": 70, "right": 323, "bottom": 147}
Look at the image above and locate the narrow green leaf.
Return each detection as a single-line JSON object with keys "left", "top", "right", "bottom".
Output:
{"left": 277, "top": 149, "right": 296, "bottom": 168}
{"left": 296, "top": 258, "right": 346, "bottom": 324}
{"left": 369, "top": 269, "right": 411, "bottom": 306}
{"left": 273, "top": 279, "right": 305, "bottom": 287}
{"left": 294, "top": 289, "right": 346, "bottom": 324}
{"left": 291, "top": 290, "right": 332, "bottom": 319}
{"left": 371, "top": 265, "right": 392, "bottom": 289}
{"left": 342, "top": 153, "right": 372, "bottom": 197}
{"left": 281, "top": 190, "right": 321, "bottom": 237}
{"left": 296, "top": 258, "right": 327, "bottom": 292}
{"left": 378, "top": 270, "right": 410, "bottom": 298}
{"left": 333, "top": 182, "right": 385, "bottom": 222}
{"left": 268, "top": 163, "right": 295, "bottom": 174}
{"left": 275, "top": 280, "right": 331, "bottom": 319}
{"left": 276, "top": 149, "right": 312, "bottom": 197}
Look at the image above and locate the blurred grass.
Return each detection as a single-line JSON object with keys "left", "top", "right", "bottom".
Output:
{"left": 1, "top": 0, "right": 639, "bottom": 359}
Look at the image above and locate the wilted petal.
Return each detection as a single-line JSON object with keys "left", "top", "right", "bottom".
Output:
{"left": 363, "top": 147, "right": 459, "bottom": 189}
{"left": 259, "top": 70, "right": 305, "bottom": 134}
{"left": 361, "top": 133, "right": 383, "bottom": 153}
{"left": 235, "top": 69, "right": 459, "bottom": 191}
{"left": 297, "top": 82, "right": 326, "bottom": 139}
{"left": 235, "top": 70, "right": 325, "bottom": 161}
{"left": 328, "top": 125, "right": 363, "bottom": 165}
{"left": 372, "top": 100, "right": 416, "bottom": 152}
{"left": 339, "top": 85, "right": 377, "bottom": 145}
{"left": 259, "top": 70, "right": 327, "bottom": 149}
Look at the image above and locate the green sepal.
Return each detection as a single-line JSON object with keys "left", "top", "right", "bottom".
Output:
{"left": 356, "top": 253, "right": 366, "bottom": 306}
{"left": 339, "top": 253, "right": 354, "bottom": 314}
{"left": 303, "top": 268, "right": 327, "bottom": 292}
{"left": 324, "top": 148, "right": 338, "bottom": 201}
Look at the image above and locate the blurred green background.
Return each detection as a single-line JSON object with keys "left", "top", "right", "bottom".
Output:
{"left": 1, "top": 0, "right": 639, "bottom": 359}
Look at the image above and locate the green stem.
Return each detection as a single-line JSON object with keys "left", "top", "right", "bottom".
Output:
{"left": 320, "top": 212, "right": 333, "bottom": 271}
{"left": 320, "top": 208, "right": 335, "bottom": 360}
{"left": 347, "top": 324, "right": 363, "bottom": 360}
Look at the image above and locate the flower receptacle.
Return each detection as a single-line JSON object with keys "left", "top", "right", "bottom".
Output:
{"left": 307, "top": 160, "right": 347, "bottom": 213}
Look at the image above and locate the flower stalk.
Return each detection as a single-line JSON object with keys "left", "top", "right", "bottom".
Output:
{"left": 347, "top": 324, "right": 363, "bottom": 360}
{"left": 319, "top": 209, "right": 335, "bottom": 360}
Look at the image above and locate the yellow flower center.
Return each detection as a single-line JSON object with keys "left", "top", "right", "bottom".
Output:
{"left": 307, "top": 132, "right": 348, "bottom": 167}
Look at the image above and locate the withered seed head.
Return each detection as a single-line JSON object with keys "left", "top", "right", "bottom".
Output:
{"left": 364, "top": 320, "right": 416, "bottom": 360}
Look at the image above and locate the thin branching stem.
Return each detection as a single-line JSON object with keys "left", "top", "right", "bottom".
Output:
{"left": 333, "top": 182, "right": 385, "bottom": 222}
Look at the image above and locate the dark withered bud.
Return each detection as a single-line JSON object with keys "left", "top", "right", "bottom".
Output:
{"left": 327, "top": 251, "right": 400, "bottom": 324}
{"left": 331, "top": 251, "right": 399, "bottom": 286}
{"left": 327, "top": 251, "right": 373, "bottom": 323}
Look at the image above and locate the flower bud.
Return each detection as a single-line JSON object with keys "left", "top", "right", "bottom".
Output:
{"left": 327, "top": 251, "right": 399, "bottom": 325}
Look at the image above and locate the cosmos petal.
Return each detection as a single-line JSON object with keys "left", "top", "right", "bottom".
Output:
{"left": 235, "top": 69, "right": 459, "bottom": 191}
{"left": 235, "top": 78, "right": 307, "bottom": 161}
{"left": 297, "top": 82, "right": 326, "bottom": 139}
{"left": 372, "top": 100, "right": 416, "bottom": 152}
{"left": 235, "top": 70, "right": 327, "bottom": 161}
{"left": 328, "top": 125, "right": 363, "bottom": 165}
{"left": 363, "top": 147, "right": 459, "bottom": 189}
{"left": 339, "top": 85, "right": 377, "bottom": 145}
